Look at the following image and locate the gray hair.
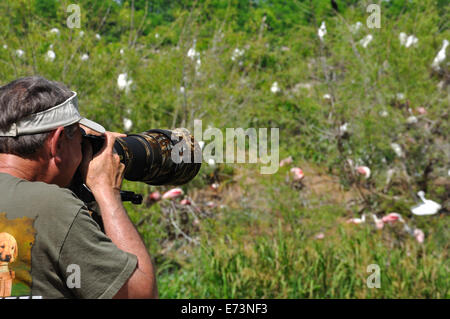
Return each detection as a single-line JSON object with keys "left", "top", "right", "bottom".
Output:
{"left": 0, "top": 76, "right": 75, "bottom": 156}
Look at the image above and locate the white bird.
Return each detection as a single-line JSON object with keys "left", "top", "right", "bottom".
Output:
{"left": 155, "top": 33, "right": 160, "bottom": 39}
{"left": 339, "top": 123, "right": 348, "bottom": 133}
{"left": 79, "top": 31, "right": 85, "bottom": 38}
{"left": 231, "top": 48, "right": 245, "bottom": 61}
{"left": 396, "top": 93, "right": 405, "bottom": 100}
{"left": 406, "top": 116, "right": 418, "bottom": 124}
{"left": 318, "top": 21, "right": 327, "bottom": 41}
{"left": 323, "top": 93, "right": 331, "bottom": 100}
{"left": 431, "top": 39, "right": 449, "bottom": 71}
{"left": 95, "top": 34, "right": 101, "bottom": 40}
{"left": 117, "top": 73, "right": 133, "bottom": 93}
{"left": 187, "top": 40, "right": 199, "bottom": 60}
{"left": 350, "top": 22, "right": 363, "bottom": 34}
{"left": 15, "top": 49, "right": 24, "bottom": 58}
{"left": 360, "top": 34, "right": 373, "bottom": 48}
{"left": 119, "top": 48, "right": 125, "bottom": 55}
{"left": 180, "top": 86, "right": 185, "bottom": 94}
{"left": 411, "top": 191, "right": 442, "bottom": 216}
{"left": 80, "top": 53, "right": 89, "bottom": 61}
{"left": 347, "top": 214, "right": 366, "bottom": 224}
{"left": 271, "top": 82, "right": 280, "bottom": 93}
{"left": 2, "top": 44, "right": 7, "bottom": 49}
{"left": 50, "top": 28, "right": 60, "bottom": 35}
{"left": 399, "top": 32, "right": 407, "bottom": 46}
{"left": 45, "top": 50, "right": 56, "bottom": 62}
{"left": 405, "top": 35, "right": 418, "bottom": 48}
{"left": 391, "top": 143, "right": 404, "bottom": 157}
{"left": 123, "top": 117, "right": 133, "bottom": 131}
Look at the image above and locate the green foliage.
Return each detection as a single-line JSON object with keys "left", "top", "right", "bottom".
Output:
{"left": 0, "top": 0, "right": 448, "bottom": 298}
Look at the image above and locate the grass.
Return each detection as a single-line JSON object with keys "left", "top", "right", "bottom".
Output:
{"left": 1, "top": 0, "right": 449, "bottom": 298}
{"left": 125, "top": 164, "right": 449, "bottom": 298}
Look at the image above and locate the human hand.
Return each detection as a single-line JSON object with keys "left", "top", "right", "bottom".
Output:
{"left": 80, "top": 131, "right": 127, "bottom": 197}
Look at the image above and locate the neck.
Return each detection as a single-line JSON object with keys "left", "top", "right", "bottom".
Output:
{"left": 0, "top": 153, "right": 49, "bottom": 183}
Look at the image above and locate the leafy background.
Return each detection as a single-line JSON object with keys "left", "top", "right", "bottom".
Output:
{"left": 0, "top": 0, "right": 448, "bottom": 298}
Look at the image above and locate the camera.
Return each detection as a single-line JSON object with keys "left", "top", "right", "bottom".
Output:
{"left": 72, "top": 128, "right": 202, "bottom": 204}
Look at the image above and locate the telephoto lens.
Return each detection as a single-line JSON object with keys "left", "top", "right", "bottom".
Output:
{"left": 82, "top": 128, "right": 202, "bottom": 186}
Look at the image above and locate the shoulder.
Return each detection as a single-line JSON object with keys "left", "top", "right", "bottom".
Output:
{"left": 19, "top": 179, "right": 86, "bottom": 218}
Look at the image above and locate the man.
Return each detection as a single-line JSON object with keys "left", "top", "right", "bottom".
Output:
{"left": 0, "top": 76, "right": 157, "bottom": 298}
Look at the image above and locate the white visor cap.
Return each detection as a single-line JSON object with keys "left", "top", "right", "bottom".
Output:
{"left": 0, "top": 92, "right": 105, "bottom": 137}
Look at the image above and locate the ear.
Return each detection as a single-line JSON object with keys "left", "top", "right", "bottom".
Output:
{"left": 48, "top": 127, "right": 65, "bottom": 164}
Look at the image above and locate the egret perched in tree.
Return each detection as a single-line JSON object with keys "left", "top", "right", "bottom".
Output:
{"left": 187, "top": 39, "right": 199, "bottom": 60}
{"left": 50, "top": 28, "right": 60, "bottom": 35}
{"left": 117, "top": 73, "right": 133, "bottom": 93}
{"left": 318, "top": 21, "right": 327, "bottom": 42}
{"left": 431, "top": 39, "right": 449, "bottom": 71}
{"left": 350, "top": 22, "right": 363, "bottom": 34}
{"left": 80, "top": 53, "right": 89, "bottom": 61}
{"left": 360, "top": 34, "right": 373, "bottom": 48}
{"left": 270, "top": 82, "right": 280, "bottom": 93}
{"left": 123, "top": 117, "right": 133, "bottom": 131}
{"left": 15, "top": 49, "right": 24, "bottom": 58}
{"left": 405, "top": 35, "right": 418, "bottom": 48}
{"left": 46, "top": 50, "right": 56, "bottom": 62}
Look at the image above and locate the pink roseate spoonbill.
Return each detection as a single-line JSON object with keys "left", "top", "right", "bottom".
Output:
{"left": 279, "top": 156, "right": 293, "bottom": 167}
{"left": 162, "top": 188, "right": 184, "bottom": 200}
{"left": 290, "top": 167, "right": 304, "bottom": 181}
{"left": 413, "top": 229, "right": 425, "bottom": 243}
{"left": 347, "top": 214, "right": 366, "bottom": 224}
{"left": 381, "top": 212, "right": 405, "bottom": 224}
{"left": 144, "top": 191, "right": 162, "bottom": 207}
{"left": 416, "top": 107, "right": 427, "bottom": 115}
{"left": 205, "top": 201, "right": 216, "bottom": 208}
{"left": 314, "top": 232, "right": 325, "bottom": 240}
{"left": 371, "top": 214, "right": 384, "bottom": 230}
{"left": 180, "top": 198, "right": 191, "bottom": 205}
{"left": 411, "top": 191, "right": 442, "bottom": 216}
{"left": 356, "top": 166, "right": 371, "bottom": 179}
{"left": 148, "top": 191, "right": 161, "bottom": 201}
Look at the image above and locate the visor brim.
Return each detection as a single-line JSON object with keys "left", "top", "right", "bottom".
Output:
{"left": 79, "top": 118, "right": 106, "bottom": 134}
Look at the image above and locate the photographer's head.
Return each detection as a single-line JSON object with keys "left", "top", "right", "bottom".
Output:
{"left": 0, "top": 76, "right": 105, "bottom": 187}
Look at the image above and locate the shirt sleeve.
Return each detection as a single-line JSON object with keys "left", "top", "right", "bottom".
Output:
{"left": 58, "top": 208, "right": 138, "bottom": 299}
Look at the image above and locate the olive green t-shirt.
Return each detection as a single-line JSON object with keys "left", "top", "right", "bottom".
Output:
{"left": 0, "top": 173, "right": 137, "bottom": 299}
